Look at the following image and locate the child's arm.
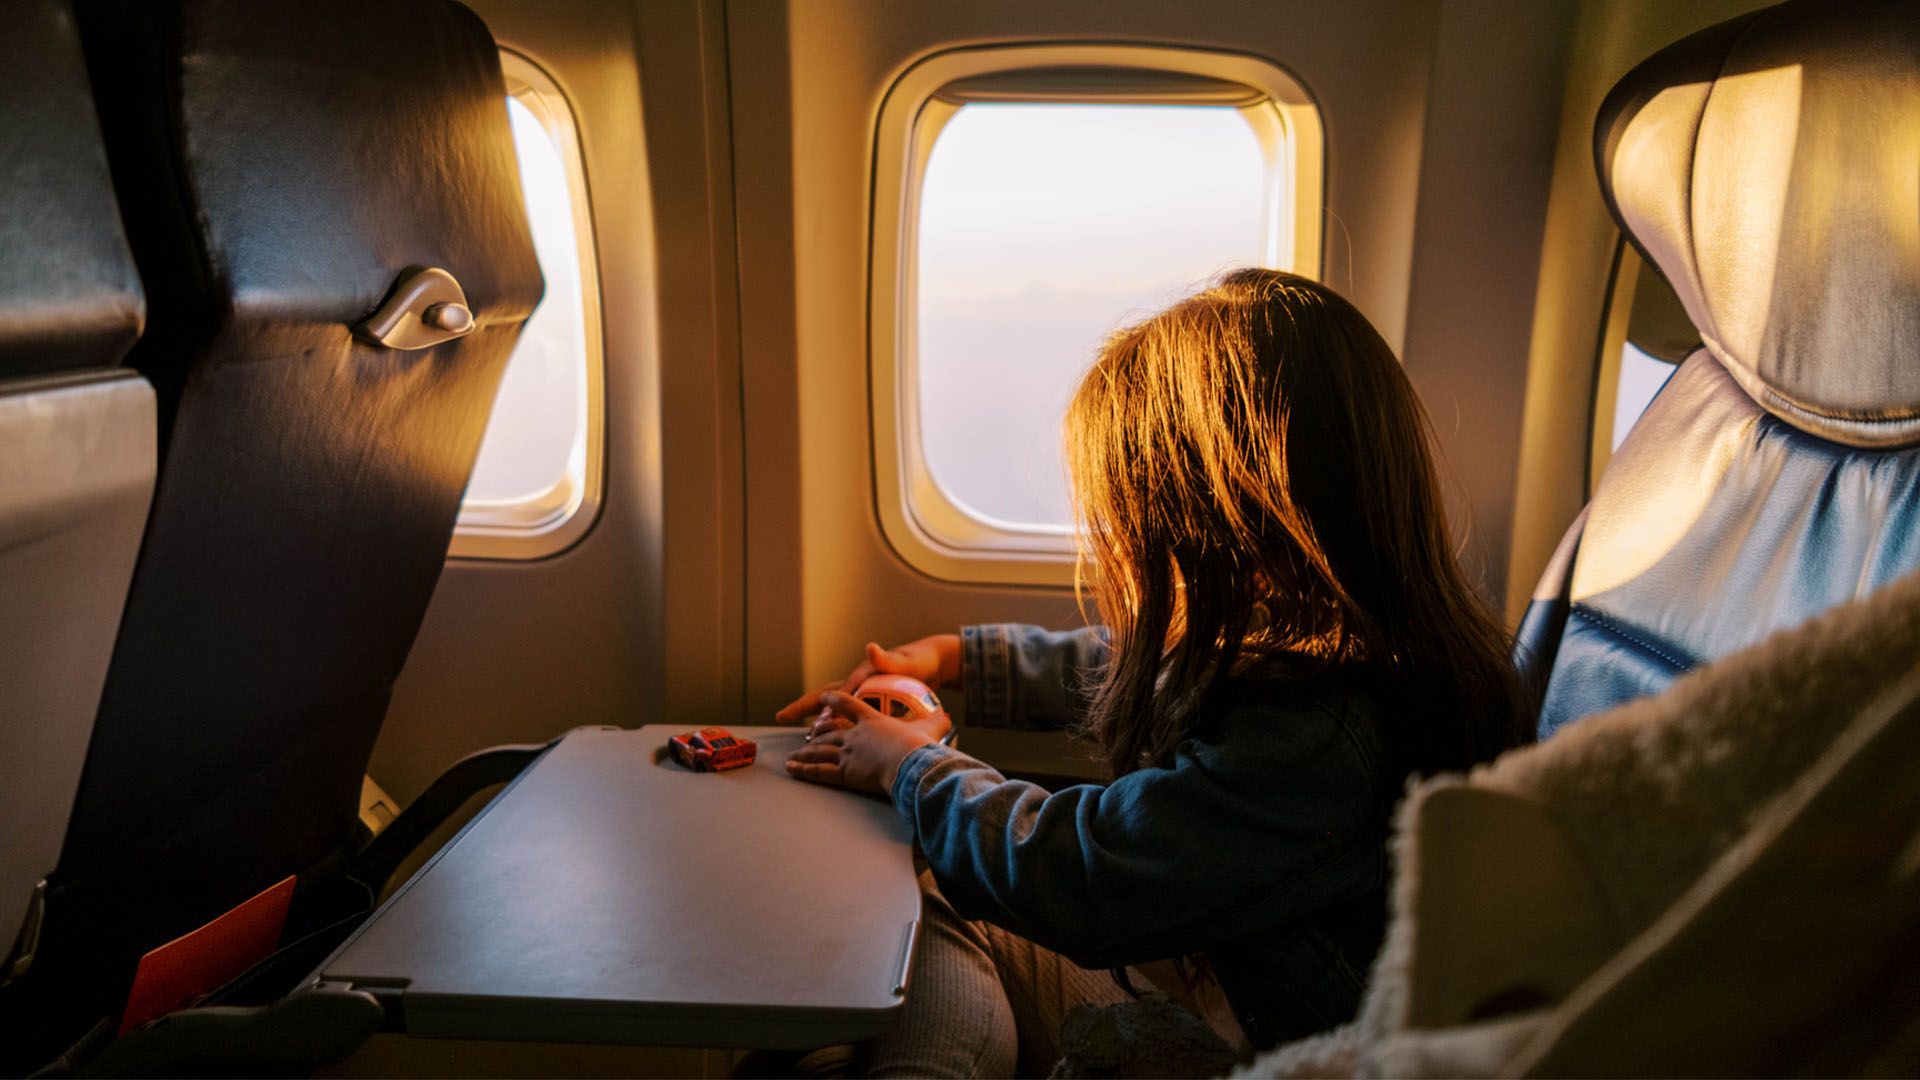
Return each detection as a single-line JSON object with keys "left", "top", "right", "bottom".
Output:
{"left": 776, "top": 623, "right": 1108, "bottom": 732}
{"left": 890, "top": 699, "right": 1385, "bottom": 968}
{"left": 960, "top": 623, "right": 1110, "bottom": 732}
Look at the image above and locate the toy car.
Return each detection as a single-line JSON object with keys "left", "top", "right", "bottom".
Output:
{"left": 855, "top": 674, "right": 943, "bottom": 720}
{"left": 667, "top": 727, "right": 758, "bottom": 772}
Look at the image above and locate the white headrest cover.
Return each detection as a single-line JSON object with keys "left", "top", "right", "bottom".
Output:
{"left": 1596, "top": 0, "right": 1920, "bottom": 447}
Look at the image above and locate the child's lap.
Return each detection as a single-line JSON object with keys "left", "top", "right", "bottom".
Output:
{"left": 866, "top": 870, "right": 1244, "bottom": 1077}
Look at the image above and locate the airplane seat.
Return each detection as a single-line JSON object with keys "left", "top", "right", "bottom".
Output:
{"left": 0, "top": 0, "right": 542, "bottom": 1062}
{"left": 0, "top": 0, "right": 152, "bottom": 995}
{"left": 1517, "top": 0, "right": 1920, "bottom": 739}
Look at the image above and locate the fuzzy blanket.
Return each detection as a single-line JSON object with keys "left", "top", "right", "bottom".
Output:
{"left": 1246, "top": 569, "right": 1920, "bottom": 1078}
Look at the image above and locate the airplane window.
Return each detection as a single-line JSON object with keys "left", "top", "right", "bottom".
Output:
{"left": 1609, "top": 342, "right": 1675, "bottom": 452}
{"left": 871, "top": 48, "right": 1323, "bottom": 586}
{"left": 451, "top": 52, "right": 605, "bottom": 559}
{"left": 1589, "top": 242, "right": 1696, "bottom": 487}
{"left": 917, "top": 104, "right": 1274, "bottom": 531}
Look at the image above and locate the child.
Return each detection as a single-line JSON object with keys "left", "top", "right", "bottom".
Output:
{"left": 777, "top": 269, "right": 1532, "bottom": 1075}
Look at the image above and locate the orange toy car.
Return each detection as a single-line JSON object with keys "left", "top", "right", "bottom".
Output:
{"left": 855, "top": 674, "right": 943, "bottom": 720}
{"left": 667, "top": 727, "right": 758, "bottom": 772}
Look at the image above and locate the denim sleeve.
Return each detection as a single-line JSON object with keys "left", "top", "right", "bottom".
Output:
{"left": 888, "top": 699, "right": 1384, "bottom": 968}
{"left": 960, "top": 623, "right": 1110, "bottom": 731}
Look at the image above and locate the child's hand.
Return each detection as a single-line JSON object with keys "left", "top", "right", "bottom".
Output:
{"left": 785, "top": 691, "right": 949, "bottom": 795}
{"left": 772, "top": 634, "right": 962, "bottom": 725}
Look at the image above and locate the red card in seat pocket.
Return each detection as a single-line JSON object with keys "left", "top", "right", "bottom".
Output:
{"left": 119, "top": 874, "right": 296, "bottom": 1034}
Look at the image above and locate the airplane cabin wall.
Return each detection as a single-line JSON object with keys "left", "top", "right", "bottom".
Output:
{"left": 1400, "top": 2, "right": 1574, "bottom": 601}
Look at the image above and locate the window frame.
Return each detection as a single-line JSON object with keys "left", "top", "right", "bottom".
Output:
{"left": 869, "top": 44, "right": 1323, "bottom": 587}
{"left": 450, "top": 49, "right": 606, "bottom": 561}
{"left": 1586, "top": 240, "right": 1689, "bottom": 494}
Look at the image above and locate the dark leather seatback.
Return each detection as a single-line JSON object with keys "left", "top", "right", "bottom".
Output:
{"left": 0, "top": 0, "right": 151, "bottom": 994}
{"left": 4, "top": 0, "right": 542, "bottom": 1055}
{"left": 1519, "top": 0, "right": 1920, "bottom": 737}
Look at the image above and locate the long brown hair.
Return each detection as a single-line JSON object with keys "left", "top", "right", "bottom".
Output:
{"left": 1066, "top": 268, "right": 1532, "bottom": 778}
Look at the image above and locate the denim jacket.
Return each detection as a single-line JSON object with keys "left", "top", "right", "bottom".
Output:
{"left": 889, "top": 624, "right": 1397, "bottom": 1050}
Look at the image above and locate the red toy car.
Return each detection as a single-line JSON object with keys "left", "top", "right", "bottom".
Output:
{"left": 667, "top": 727, "right": 758, "bottom": 772}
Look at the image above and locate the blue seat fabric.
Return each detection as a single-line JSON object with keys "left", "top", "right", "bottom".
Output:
{"left": 1535, "top": 353, "right": 1920, "bottom": 738}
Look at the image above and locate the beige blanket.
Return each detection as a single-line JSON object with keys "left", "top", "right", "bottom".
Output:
{"left": 1247, "top": 569, "right": 1920, "bottom": 1078}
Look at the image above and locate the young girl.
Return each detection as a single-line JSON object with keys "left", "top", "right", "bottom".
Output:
{"left": 776, "top": 268, "right": 1532, "bottom": 1075}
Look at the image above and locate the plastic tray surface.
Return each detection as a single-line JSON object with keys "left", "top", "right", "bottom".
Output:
{"left": 318, "top": 726, "right": 922, "bottom": 1048}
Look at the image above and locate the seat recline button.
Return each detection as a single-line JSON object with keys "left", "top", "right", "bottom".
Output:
{"left": 353, "top": 266, "right": 477, "bottom": 350}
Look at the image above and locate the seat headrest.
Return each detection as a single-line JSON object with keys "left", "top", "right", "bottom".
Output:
{"left": 1595, "top": 0, "right": 1920, "bottom": 448}
{"left": 0, "top": 0, "right": 143, "bottom": 379}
